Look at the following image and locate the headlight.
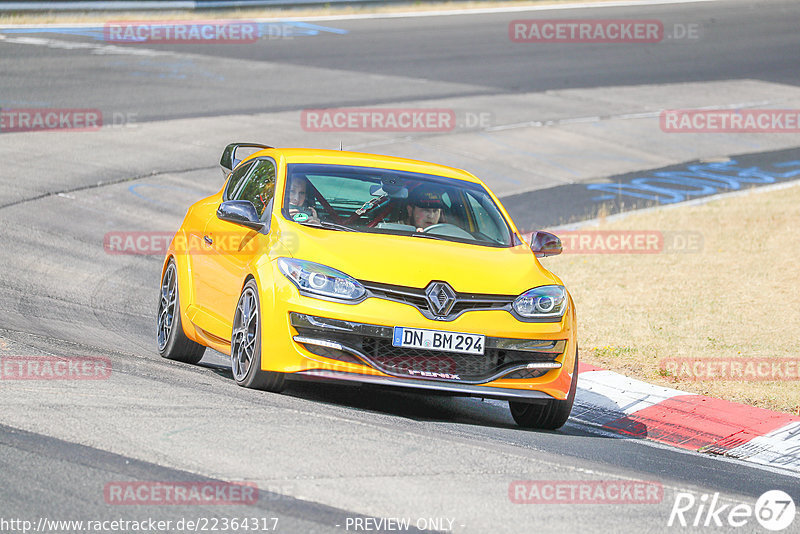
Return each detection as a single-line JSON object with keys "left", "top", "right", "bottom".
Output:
{"left": 277, "top": 258, "right": 366, "bottom": 301}
{"left": 513, "top": 285, "right": 567, "bottom": 319}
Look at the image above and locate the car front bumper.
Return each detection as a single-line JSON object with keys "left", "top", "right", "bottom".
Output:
{"left": 291, "top": 313, "right": 565, "bottom": 385}
{"left": 289, "top": 369, "right": 559, "bottom": 402}
{"left": 259, "top": 267, "right": 577, "bottom": 401}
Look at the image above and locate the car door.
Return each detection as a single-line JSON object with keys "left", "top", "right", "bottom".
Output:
{"left": 191, "top": 158, "right": 276, "bottom": 339}
{"left": 190, "top": 159, "right": 254, "bottom": 322}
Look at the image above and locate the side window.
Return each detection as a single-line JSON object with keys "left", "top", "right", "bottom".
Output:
{"left": 235, "top": 159, "right": 276, "bottom": 221}
{"left": 223, "top": 160, "right": 255, "bottom": 201}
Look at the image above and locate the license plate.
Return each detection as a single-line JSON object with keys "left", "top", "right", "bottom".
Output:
{"left": 392, "top": 326, "right": 485, "bottom": 355}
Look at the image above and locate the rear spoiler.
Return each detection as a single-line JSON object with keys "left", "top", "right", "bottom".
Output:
{"left": 219, "top": 143, "right": 274, "bottom": 174}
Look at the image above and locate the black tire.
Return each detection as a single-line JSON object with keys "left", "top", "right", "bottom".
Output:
{"left": 157, "top": 259, "right": 206, "bottom": 364}
{"left": 230, "top": 279, "right": 285, "bottom": 392}
{"left": 509, "top": 348, "right": 578, "bottom": 430}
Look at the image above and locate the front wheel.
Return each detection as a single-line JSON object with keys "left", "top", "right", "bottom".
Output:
{"left": 509, "top": 348, "right": 578, "bottom": 430}
{"left": 157, "top": 259, "right": 206, "bottom": 364}
{"left": 230, "top": 279, "right": 285, "bottom": 392}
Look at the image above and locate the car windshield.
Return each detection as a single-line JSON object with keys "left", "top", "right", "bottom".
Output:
{"left": 282, "top": 164, "right": 514, "bottom": 247}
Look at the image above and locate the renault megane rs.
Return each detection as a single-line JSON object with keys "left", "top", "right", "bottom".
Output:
{"left": 157, "top": 144, "right": 577, "bottom": 429}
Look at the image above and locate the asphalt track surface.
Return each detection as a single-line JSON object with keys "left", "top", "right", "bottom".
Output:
{"left": 1, "top": 1, "right": 800, "bottom": 533}
{"left": 2, "top": 0, "right": 800, "bottom": 121}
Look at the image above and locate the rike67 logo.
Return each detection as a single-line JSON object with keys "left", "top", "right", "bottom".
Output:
{"left": 669, "top": 490, "right": 795, "bottom": 531}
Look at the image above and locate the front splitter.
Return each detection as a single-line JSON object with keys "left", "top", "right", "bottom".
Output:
{"left": 289, "top": 369, "right": 557, "bottom": 402}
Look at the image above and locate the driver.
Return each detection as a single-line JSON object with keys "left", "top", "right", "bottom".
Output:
{"left": 405, "top": 184, "right": 445, "bottom": 231}
{"left": 287, "top": 176, "right": 320, "bottom": 224}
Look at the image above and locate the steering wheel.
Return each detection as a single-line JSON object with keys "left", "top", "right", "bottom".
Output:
{"left": 421, "top": 223, "right": 451, "bottom": 233}
{"left": 421, "top": 223, "right": 474, "bottom": 239}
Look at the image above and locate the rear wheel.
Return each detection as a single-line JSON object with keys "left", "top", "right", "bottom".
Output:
{"left": 231, "top": 279, "right": 285, "bottom": 392}
{"left": 509, "top": 348, "right": 578, "bottom": 430}
{"left": 157, "top": 259, "right": 205, "bottom": 364}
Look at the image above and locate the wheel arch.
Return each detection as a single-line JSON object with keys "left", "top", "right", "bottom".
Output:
{"left": 161, "top": 245, "right": 200, "bottom": 345}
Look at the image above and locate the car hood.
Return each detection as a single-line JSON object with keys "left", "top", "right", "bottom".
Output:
{"left": 277, "top": 221, "right": 560, "bottom": 295}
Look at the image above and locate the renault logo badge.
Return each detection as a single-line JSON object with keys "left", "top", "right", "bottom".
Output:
{"left": 425, "top": 281, "right": 456, "bottom": 316}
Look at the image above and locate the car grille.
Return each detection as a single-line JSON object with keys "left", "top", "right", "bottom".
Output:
{"left": 361, "top": 280, "right": 514, "bottom": 321}
{"left": 359, "top": 336, "right": 556, "bottom": 380}
{"left": 292, "top": 314, "right": 563, "bottom": 383}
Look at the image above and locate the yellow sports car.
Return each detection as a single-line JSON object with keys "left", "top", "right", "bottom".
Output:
{"left": 157, "top": 144, "right": 577, "bottom": 429}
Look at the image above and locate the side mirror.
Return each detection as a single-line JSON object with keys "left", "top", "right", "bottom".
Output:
{"left": 530, "top": 231, "right": 562, "bottom": 258}
{"left": 220, "top": 143, "right": 274, "bottom": 174}
{"left": 217, "top": 200, "right": 264, "bottom": 231}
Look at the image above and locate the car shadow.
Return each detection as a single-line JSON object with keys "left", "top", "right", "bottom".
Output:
{"left": 199, "top": 358, "right": 519, "bottom": 428}
{"left": 571, "top": 391, "right": 651, "bottom": 440}
{"left": 198, "top": 357, "right": 644, "bottom": 438}
{"left": 293, "top": 379, "right": 537, "bottom": 428}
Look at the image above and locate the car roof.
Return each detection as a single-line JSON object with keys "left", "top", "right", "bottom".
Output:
{"left": 251, "top": 148, "right": 483, "bottom": 184}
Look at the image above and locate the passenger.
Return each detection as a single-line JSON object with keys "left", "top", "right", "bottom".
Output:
{"left": 287, "top": 176, "right": 320, "bottom": 224}
{"left": 404, "top": 184, "right": 446, "bottom": 231}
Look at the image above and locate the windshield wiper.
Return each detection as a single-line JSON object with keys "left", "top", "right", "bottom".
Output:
{"left": 410, "top": 232, "right": 450, "bottom": 241}
{"left": 301, "top": 220, "right": 357, "bottom": 232}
